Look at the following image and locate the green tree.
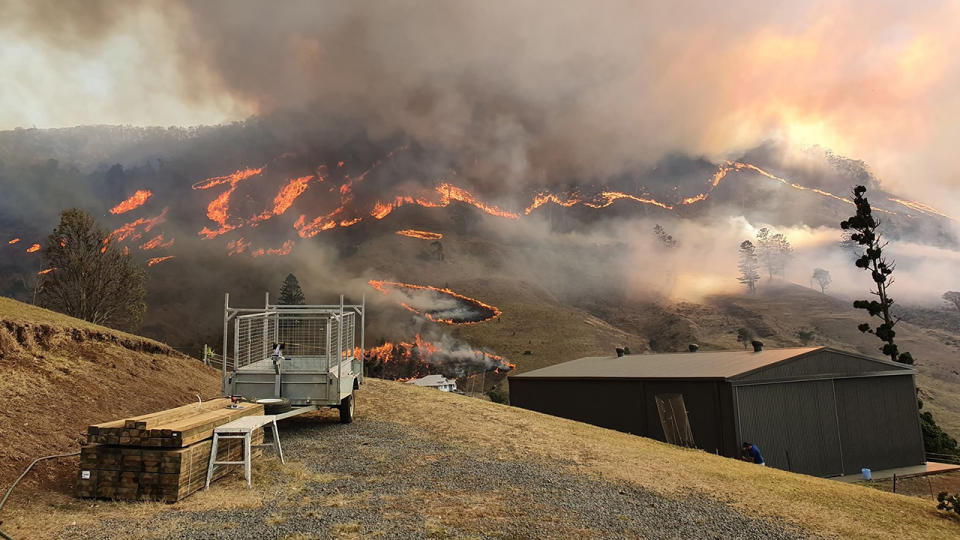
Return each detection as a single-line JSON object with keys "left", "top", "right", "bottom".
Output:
{"left": 840, "top": 185, "right": 908, "bottom": 364}
{"left": 737, "top": 241, "right": 760, "bottom": 293}
{"left": 37, "top": 208, "right": 146, "bottom": 329}
{"left": 841, "top": 185, "right": 957, "bottom": 457}
{"left": 278, "top": 273, "right": 306, "bottom": 305}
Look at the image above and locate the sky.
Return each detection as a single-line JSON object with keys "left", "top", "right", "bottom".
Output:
{"left": 1, "top": 0, "right": 958, "bottom": 208}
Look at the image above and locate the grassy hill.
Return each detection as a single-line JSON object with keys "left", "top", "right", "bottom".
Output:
{"left": 0, "top": 297, "right": 221, "bottom": 489}
{"left": 1, "top": 379, "right": 958, "bottom": 538}
{"left": 0, "top": 300, "right": 957, "bottom": 538}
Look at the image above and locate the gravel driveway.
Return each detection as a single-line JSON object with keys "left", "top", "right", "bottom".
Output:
{"left": 61, "top": 409, "right": 813, "bottom": 539}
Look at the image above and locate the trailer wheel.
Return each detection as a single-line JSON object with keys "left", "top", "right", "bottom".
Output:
{"left": 257, "top": 398, "right": 292, "bottom": 415}
{"left": 339, "top": 393, "right": 355, "bottom": 424}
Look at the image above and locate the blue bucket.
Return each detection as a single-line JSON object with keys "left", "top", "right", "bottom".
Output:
{"left": 861, "top": 468, "right": 872, "bottom": 480}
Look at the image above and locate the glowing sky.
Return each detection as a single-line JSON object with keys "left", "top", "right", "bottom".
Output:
{"left": 1, "top": 1, "right": 958, "bottom": 206}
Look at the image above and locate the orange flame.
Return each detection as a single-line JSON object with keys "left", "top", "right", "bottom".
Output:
{"left": 110, "top": 208, "right": 169, "bottom": 245}
{"left": 139, "top": 234, "right": 174, "bottom": 250}
{"left": 251, "top": 240, "right": 294, "bottom": 258}
{"left": 8, "top": 238, "right": 20, "bottom": 245}
{"left": 252, "top": 175, "right": 315, "bottom": 223}
{"left": 364, "top": 184, "right": 515, "bottom": 226}
{"left": 37, "top": 267, "right": 55, "bottom": 275}
{"left": 524, "top": 192, "right": 581, "bottom": 215}
{"left": 109, "top": 190, "right": 153, "bottom": 215}
{"left": 396, "top": 229, "right": 443, "bottom": 240}
{"left": 193, "top": 166, "right": 265, "bottom": 239}
{"left": 147, "top": 256, "right": 175, "bottom": 266}
{"left": 887, "top": 198, "right": 954, "bottom": 220}
{"left": 435, "top": 183, "right": 519, "bottom": 219}
{"left": 226, "top": 237, "right": 251, "bottom": 256}
{"left": 584, "top": 191, "right": 674, "bottom": 210}
{"left": 26, "top": 243, "right": 40, "bottom": 253}
{"left": 681, "top": 193, "right": 708, "bottom": 205}
{"left": 363, "top": 334, "right": 514, "bottom": 377}
{"left": 368, "top": 280, "right": 502, "bottom": 325}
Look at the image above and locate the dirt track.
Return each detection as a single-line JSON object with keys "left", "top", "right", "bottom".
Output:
{"left": 57, "top": 408, "right": 809, "bottom": 540}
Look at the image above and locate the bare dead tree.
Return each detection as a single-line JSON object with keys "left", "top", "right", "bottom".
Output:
{"left": 812, "top": 268, "right": 831, "bottom": 293}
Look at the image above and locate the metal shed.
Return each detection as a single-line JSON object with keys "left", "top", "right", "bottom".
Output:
{"left": 508, "top": 346, "right": 925, "bottom": 477}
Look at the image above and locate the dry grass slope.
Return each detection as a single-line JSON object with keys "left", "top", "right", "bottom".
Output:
{"left": 3, "top": 380, "right": 958, "bottom": 539}
{"left": 0, "top": 296, "right": 221, "bottom": 489}
{"left": 362, "top": 380, "right": 960, "bottom": 539}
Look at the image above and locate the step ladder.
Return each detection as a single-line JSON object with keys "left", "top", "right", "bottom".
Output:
{"left": 205, "top": 415, "right": 284, "bottom": 489}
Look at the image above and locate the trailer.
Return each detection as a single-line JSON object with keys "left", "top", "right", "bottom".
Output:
{"left": 221, "top": 293, "right": 365, "bottom": 423}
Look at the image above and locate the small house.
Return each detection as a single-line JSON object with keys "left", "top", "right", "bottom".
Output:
{"left": 407, "top": 374, "right": 458, "bottom": 392}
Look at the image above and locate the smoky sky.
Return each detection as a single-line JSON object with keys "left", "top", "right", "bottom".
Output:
{"left": 2, "top": 0, "right": 960, "bottom": 208}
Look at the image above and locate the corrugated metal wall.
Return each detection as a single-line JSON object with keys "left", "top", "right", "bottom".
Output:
{"left": 734, "top": 380, "right": 843, "bottom": 476}
{"left": 508, "top": 378, "right": 647, "bottom": 434}
{"left": 509, "top": 378, "right": 735, "bottom": 455}
{"left": 834, "top": 376, "right": 925, "bottom": 473}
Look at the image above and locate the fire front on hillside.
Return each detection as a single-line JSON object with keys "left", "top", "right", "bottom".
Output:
{"left": 363, "top": 335, "right": 514, "bottom": 381}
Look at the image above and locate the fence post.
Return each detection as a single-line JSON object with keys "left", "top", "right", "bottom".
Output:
{"left": 892, "top": 473, "right": 897, "bottom": 494}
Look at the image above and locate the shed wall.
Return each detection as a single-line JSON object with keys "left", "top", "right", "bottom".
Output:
{"left": 834, "top": 375, "right": 925, "bottom": 473}
{"left": 508, "top": 378, "right": 735, "bottom": 456}
{"left": 508, "top": 378, "right": 646, "bottom": 434}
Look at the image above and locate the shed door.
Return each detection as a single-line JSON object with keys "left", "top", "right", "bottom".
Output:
{"left": 735, "top": 381, "right": 843, "bottom": 477}
{"left": 654, "top": 394, "right": 696, "bottom": 447}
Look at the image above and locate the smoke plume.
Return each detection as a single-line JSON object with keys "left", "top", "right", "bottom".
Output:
{"left": 2, "top": 1, "right": 960, "bottom": 207}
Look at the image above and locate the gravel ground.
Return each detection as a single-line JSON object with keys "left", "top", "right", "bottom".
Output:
{"left": 62, "top": 410, "right": 815, "bottom": 539}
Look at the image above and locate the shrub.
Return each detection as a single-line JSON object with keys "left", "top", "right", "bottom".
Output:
{"left": 937, "top": 492, "right": 960, "bottom": 515}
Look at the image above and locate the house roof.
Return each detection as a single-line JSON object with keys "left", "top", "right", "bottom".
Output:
{"left": 510, "top": 346, "right": 912, "bottom": 381}
{"left": 406, "top": 374, "right": 455, "bottom": 386}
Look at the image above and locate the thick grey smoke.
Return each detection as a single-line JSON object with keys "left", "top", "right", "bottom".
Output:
{"left": 3, "top": 1, "right": 960, "bottom": 207}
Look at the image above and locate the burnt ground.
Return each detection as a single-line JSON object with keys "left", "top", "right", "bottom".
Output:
{"left": 55, "top": 411, "right": 811, "bottom": 540}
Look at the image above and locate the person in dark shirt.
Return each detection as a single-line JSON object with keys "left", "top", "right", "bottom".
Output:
{"left": 742, "top": 442, "right": 765, "bottom": 466}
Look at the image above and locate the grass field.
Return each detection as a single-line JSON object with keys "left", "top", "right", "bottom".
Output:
{"left": 3, "top": 379, "right": 959, "bottom": 539}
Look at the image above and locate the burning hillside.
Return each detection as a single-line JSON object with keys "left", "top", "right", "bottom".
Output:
{"left": 368, "top": 280, "right": 501, "bottom": 325}
{"left": 4, "top": 139, "right": 955, "bottom": 273}
{"left": 364, "top": 334, "right": 514, "bottom": 380}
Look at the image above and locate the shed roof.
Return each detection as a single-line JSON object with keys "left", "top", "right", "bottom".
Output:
{"left": 510, "top": 346, "right": 913, "bottom": 381}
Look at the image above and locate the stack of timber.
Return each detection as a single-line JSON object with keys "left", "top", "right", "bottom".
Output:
{"left": 77, "top": 399, "right": 264, "bottom": 502}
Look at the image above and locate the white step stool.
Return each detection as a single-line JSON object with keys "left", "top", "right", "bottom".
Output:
{"left": 205, "top": 415, "right": 284, "bottom": 489}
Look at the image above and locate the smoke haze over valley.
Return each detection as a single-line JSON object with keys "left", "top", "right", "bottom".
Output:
{"left": 2, "top": 1, "right": 960, "bottom": 390}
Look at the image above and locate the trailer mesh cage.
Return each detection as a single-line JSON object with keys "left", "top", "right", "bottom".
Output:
{"left": 220, "top": 293, "right": 365, "bottom": 401}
